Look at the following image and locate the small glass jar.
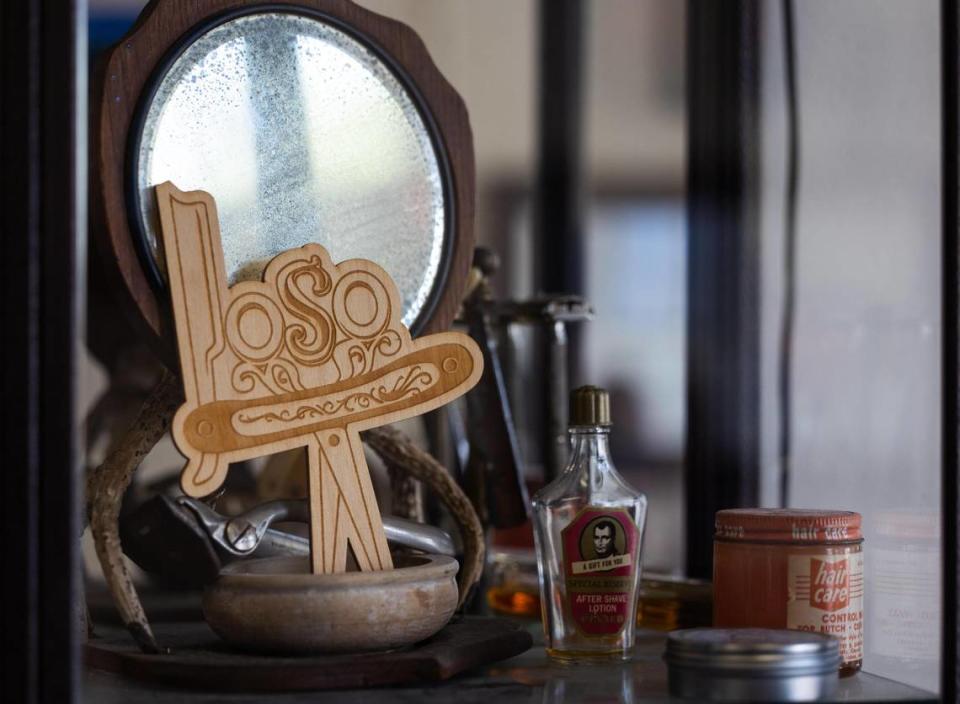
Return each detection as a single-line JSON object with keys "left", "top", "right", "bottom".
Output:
{"left": 713, "top": 509, "right": 864, "bottom": 673}
{"left": 486, "top": 548, "right": 541, "bottom": 618}
{"left": 868, "top": 511, "right": 940, "bottom": 688}
{"left": 636, "top": 573, "right": 713, "bottom": 631}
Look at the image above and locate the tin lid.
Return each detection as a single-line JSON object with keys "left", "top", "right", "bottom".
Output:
{"left": 664, "top": 628, "right": 840, "bottom": 676}
{"left": 715, "top": 509, "right": 862, "bottom": 543}
{"left": 570, "top": 385, "right": 611, "bottom": 426}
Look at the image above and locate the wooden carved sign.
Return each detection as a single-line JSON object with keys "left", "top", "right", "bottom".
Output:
{"left": 156, "top": 182, "right": 483, "bottom": 575}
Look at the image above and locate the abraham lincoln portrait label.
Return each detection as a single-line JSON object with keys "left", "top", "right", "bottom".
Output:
{"left": 561, "top": 507, "right": 641, "bottom": 635}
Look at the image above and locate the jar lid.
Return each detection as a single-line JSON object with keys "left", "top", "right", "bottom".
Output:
{"left": 665, "top": 628, "right": 840, "bottom": 676}
{"left": 715, "top": 509, "right": 862, "bottom": 543}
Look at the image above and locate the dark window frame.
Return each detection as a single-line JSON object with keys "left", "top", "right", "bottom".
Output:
{"left": 684, "top": 0, "right": 762, "bottom": 580}
{"left": 1, "top": 0, "right": 83, "bottom": 702}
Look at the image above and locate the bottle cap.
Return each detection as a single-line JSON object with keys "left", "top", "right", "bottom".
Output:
{"left": 570, "top": 385, "right": 611, "bottom": 426}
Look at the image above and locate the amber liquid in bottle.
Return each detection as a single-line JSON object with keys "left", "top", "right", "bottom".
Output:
{"left": 532, "top": 399, "right": 647, "bottom": 661}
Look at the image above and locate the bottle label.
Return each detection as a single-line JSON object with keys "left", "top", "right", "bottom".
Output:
{"left": 787, "top": 551, "right": 864, "bottom": 664}
{"left": 561, "top": 507, "right": 640, "bottom": 635}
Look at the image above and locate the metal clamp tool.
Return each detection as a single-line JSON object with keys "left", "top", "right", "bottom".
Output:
{"left": 120, "top": 495, "right": 456, "bottom": 586}
{"left": 176, "top": 497, "right": 456, "bottom": 558}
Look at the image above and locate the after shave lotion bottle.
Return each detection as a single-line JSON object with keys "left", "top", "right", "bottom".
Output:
{"left": 532, "top": 386, "right": 648, "bottom": 660}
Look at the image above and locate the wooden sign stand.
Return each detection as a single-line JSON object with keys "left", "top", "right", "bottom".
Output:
{"left": 156, "top": 182, "right": 483, "bottom": 575}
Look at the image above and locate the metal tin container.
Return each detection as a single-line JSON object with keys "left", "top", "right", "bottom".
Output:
{"left": 713, "top": 509, "right": 864, "bottom": 672}
{"left": 664, "top": 628, "right": 840, "bottom": 702}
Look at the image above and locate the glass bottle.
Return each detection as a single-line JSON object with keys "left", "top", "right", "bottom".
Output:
{"left": 532, "top": 386, "right": 648, "bottom": 660}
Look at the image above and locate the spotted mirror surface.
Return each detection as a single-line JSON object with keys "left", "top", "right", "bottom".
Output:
{"left": 135, "top": 11, "right": 447, "bottom": 329}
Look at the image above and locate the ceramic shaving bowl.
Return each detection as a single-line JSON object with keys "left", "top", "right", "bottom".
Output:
{"left": 202, "top": 553, "right": 459, "bottom": 653}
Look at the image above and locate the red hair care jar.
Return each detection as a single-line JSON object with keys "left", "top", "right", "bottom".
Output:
{"left": 713, "top": 509, "right": 864, "bottom": 673}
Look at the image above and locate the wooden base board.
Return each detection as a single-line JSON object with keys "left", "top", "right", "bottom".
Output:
{"left": 85, "top": 617, "right": 532, "bottom": 691}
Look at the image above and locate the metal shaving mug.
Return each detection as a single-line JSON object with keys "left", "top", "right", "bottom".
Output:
{"left": 664, "top": 628, "right": 840, "bottom": 701}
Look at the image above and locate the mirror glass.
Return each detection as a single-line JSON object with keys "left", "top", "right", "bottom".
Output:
{"left": 135, "top": 11, "right": 447, "bottom": 329}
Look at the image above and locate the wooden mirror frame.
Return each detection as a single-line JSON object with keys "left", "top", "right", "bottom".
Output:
{"left": 92, "top": 0, "right": 475, "bottom": 366}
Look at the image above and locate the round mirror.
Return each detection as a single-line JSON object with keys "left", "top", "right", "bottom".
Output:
{"left": 132, "top": 10, "right": 450, "bottom": 331}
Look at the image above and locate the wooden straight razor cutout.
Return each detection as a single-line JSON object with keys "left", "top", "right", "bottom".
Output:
{"left": 156, "top": 182, "right": 483, "bottom": 575}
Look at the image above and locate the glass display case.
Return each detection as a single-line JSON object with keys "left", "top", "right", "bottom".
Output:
{"left": 3, "top": 0, "right": 959, "bottom": 701}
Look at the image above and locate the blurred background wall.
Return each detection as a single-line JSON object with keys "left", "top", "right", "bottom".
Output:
{"left": 759, "top": 0, "right": 941, "bottom": 690}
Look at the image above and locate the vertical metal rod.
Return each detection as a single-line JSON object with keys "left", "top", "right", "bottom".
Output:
{"left": 545, "top": 320, "right": 569, "bottom": 480}
{"left": 778, "top": 0, "right": 799, "bottom": 509}
{"left": 535, "top": 0, "right": 586, "bottom": 478}
{"left": 685, "top": 0, "right": 762, "bottom": 579}
{"left": 535, "top": 0, "right": 586, "bottom": 298}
